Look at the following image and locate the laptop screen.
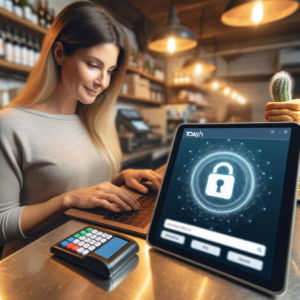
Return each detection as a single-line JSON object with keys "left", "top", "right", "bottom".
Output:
{"left": 155, "top": 127, "right": 291, "bottom": 280}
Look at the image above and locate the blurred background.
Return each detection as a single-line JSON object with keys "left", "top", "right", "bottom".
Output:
{"left": 0, "top": 0, "right": 300, "bottom": 170}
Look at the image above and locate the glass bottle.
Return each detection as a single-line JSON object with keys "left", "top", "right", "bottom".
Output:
{"left": 4, "top": 24, "right": 13, "bottom": 62}
{"left": 20, "top": 31, "right": 28, "bottom": 65}
{"left": 50, "top": 8, "right": 55, "bottom": 24}
{"left": 34, "top": 37, "right": 40, "bottom": 64}
{"left": 21, "top": 0, "right": 32, "bottom": 21}
{"left": 45, "top": 0, "right": 51, "bottom": 29}
{"left": 27, "top": 33, "right": 34, "bottom": 67}
{"left": 4, "top": 0, "right": 13, "bottom": 12}
{"left": 13, "top": 0, "right": 22, "bottom": 18}
{"left": 30, "top": 0, "right": 38, "bottom": 24}
{"left": 37, "top": 0, "right": 46, "bottom": 27}
{"left": 13, "top": 27, "right": 21, "bottom": 64}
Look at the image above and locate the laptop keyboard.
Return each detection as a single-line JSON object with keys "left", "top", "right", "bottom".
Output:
{"left": 103, "top": 184, "right": 158, "bottom": 228}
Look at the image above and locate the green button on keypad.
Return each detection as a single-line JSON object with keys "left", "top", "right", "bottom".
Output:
{"left": 86, "top": 228, "right": 93, "bottom": 232}
{"left": 74, "top": 233, "right": 81, "bottom": 239}
{"left": 80, "top": 230, "right": 87, "bottom": 236}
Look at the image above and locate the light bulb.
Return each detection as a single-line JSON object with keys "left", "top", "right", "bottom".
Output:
{"left": 224, "top": 88, "right": 230, "bottom": 95}
{"left": 212, "top": 81, "right": 219, "bottom": 90}
{"left": 252, "top": 2, "right": 263, "bottom": 24}
{"left": 231, "top": 92, "right": 237, "bottom": 99}
{"left": 196, "top": 64, "right": 202, "bottom": 74}
{"left": 240, "top": 97, "right": 246, "bottom": 104}
{"left": 167, "top": 38, "right": 176, "bottom": 53}
{"left": 174, "top": 78, "right": 179, "bottom": 83}
{"left": 184, "top": 76, "right": 190, "bottom": 83}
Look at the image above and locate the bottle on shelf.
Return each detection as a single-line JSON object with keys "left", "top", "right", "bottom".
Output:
{"left": 4, "top": 24, "right": 13, "bottom": 62}
{"left": 50, "top": 8, "right": 55, "bottom": 24}
{"left": 27, "top": 33, "right": 34, "bottom": 67}
{"left": 4, "top": 0, "right": 13, "bottom": 12}
{"left": 21, "top": 0, "right": 32, "bottom": 21}
{"left": 45, "top": 0, "right": 51, "bottom": 29}
{"left": 29, "top": 0, "right": 38, "bottom": 25}
{"left": 34, "top": 37, "right": 40, "bottom": 64}
{"left": 13, "top": 27, "right": 21, "bottom": 64}
{"left": 20, "top": 31, "right": 28, "bottom": 65}
{"left": 37, "top": 0, "right": 46, "bottom": 27}
{"left": 13, "top": 0, "right": 23, "bottom": 18}
{"left": 0, "top": 23, "right": 4, "bottom": 59}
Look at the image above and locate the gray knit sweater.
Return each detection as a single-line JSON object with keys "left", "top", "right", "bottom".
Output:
{"left": 0, "top": 106, "right": 111, "bottom": 258}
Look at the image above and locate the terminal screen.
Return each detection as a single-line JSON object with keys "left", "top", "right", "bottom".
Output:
{"left": 121, "top": 110, "right": 141, "bottom": 118}
{"left": 131, "top": 121, "right": 150, "bottom": 131}
{"left": 155, "top": 127, "right": 291, "bottom": 279}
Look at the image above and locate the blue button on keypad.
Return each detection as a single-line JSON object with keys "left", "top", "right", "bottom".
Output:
{"left": 67, "top": 237, "right": 75, "bottom": 243}
{"left": 60, "top": 241, "right": 69, "bottom": 248}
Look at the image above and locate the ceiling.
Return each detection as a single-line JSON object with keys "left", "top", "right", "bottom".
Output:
{"left": 126, "top": 0, "right": 300, "bottom": 56}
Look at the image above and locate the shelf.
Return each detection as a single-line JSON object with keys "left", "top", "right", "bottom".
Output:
{"left": 118, "top": 93, "right": 162, "bottom": 106}
{"left": 168, "top": 99, "right": 209, "bottom": 108}
{"left": 0, "top": 8, "right": 47, "bottom": 36}
{"left": 0, "top": 58, "right": 32, "bottom": 74}
{"left": 126, "top": 65, "right": 166, "bottom": 85}
{"left": 167, "top": 83, "right": 207, "bottom": 94}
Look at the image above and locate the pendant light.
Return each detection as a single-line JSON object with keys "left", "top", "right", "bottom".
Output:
{"left": 202, "top": 40, "right": 227, "bottom": 90}
{"left": 182, "top": 56, "right": 215, "bottom": 74}
{"left": 147, "top": 0, "right": 198, "bottom": 54}
{"left": 182, "top": 10, "right": 215, "bottom": 74}
{"left": 221, "top": 0, "right": 300, "bottom": 27}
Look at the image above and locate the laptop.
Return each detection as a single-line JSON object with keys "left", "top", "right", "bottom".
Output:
{"left": 65, "top": 165, "right": 165, "bottom": 236}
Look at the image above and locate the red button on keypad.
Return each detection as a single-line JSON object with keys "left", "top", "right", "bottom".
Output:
{"left": 71, "top": 245, "right": 80, "bottom": 253}
{"left": 66, "top": 243, "right": 74, "bottom": 250}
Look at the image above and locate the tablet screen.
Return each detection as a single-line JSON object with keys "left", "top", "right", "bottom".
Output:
{"left": 154, "top": 127, "right": 291, "bottom": 280}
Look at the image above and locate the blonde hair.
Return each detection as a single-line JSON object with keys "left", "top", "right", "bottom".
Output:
{"left": 3, "top": 1, "right": 129, "bottom": 180}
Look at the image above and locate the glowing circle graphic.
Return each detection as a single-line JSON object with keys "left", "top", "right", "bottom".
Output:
{"left": 190, "top": 152, "right": 255, "bottom": 214}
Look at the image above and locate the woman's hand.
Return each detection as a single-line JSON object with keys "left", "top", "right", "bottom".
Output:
{"left": 114, "top": 169, "right": 163, "bottom": 193}
{"left": 62, "top": 181, "right": 140, "bottom": 213}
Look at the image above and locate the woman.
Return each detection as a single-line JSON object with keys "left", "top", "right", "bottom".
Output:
{"left": 0, "top": 1, "right": 162, "bottom": 259}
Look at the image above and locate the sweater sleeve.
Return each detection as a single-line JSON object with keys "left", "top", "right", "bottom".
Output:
{"left": 0, "top": 117, "right": 28, "bottom": 246}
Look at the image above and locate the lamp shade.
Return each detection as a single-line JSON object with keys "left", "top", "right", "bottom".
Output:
{"left": 182, "top": 57, "right": 216, "bottom": 74}
{"left": 221, "top": 0, "right": 300, "bottom": 27}
{"left": 147, "top": 1, "right": 197, "bottom": 53}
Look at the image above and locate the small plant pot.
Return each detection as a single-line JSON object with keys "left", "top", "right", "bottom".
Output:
{"left": 264, "top": 99, "right": 300, "bottom": 124}
{"left": 264, "top": 99, "right": 300, "bottom": 199}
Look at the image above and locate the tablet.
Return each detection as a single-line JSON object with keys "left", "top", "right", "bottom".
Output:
{"left": 147, "top": 123, "right": 300, "bottom": 295}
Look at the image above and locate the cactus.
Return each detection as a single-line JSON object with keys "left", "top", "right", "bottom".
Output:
{"left": 269, "top": 71, "right": 293, "bottom": 102}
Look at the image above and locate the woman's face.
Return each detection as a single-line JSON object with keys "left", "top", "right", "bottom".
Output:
{"left": 55, "top": 42, "right": 120, "bottom": 104}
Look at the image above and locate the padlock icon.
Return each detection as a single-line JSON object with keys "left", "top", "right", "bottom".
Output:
{"left": 205, "top": 162, "right": 235, "bottom": 200}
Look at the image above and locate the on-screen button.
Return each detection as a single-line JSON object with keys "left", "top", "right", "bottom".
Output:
{"left": 227, "top": 251, "right": 263, "bottom": 271}
{"left": 191, "top": 239, "right": 221, "bottom": 257}
{"left": 161, "top": 230, "right": 185, "bottom": 245}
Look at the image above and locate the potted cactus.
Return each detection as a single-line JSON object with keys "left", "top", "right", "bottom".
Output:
{"left": 264, "top": 71, "right": 300, "bottom": 123}
{"left": 264, "top": 71, "right": 300, "bottom": 199}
